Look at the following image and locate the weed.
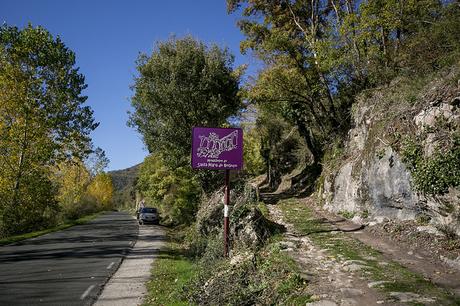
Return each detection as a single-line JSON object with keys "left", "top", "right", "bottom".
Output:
{"left": 339, "top": 210, "right": 356, "bottom": 219}
{"left": 144, "top": 239, "right": 198, "bottom": 306}
{"left": 415, "top": 214, "right": 431, "bottom": 225}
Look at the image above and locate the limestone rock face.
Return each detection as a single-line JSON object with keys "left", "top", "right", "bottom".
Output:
{"left": 321, "top": 67, "right": 460, "bottom": 234}
{"left": 365, "top": 148, "right": 420, "bottom": 220}
{"left": 324, "top": 149, "right": 420, "bottom": 221}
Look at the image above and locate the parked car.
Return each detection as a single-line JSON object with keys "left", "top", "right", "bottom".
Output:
{"left": 137, "top": 207, "right": 159, "bottom": 225}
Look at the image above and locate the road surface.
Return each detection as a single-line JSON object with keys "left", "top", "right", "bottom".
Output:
{"left": 0, "top": 212, "right": 138, "bottom": 305}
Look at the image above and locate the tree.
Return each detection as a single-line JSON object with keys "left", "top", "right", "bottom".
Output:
{"left": 52, "top": 158, "right": 92, "bottom": 219}
{"left": 129, "top": 36, "right": 242, "bottom": 167}
{"left": 86, "top": 147, "right": 110, "bottom": 176}
{"left": 227, "top": 0, "right": 348, "bottom": 163}
{"left": 87, "top": 173, "right": 114, "bottom": 210}
{"left": 227, "top": 0, "right": 453, "bottom": 167}
{"left": 0, "top": 24, "right": 98, "bottom": 235}
{"left": 137, "top": 154, "right": 201, "bottom": 225}
{"left": 242, "top": 126, "right": 266, "bottom": 176}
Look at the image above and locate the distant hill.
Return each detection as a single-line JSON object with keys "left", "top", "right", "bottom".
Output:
{"left": 109, "top": 163, "right": 140, "bottom": 191}
{"left": 109, "top": 163, "right": 141, "bottom": 209}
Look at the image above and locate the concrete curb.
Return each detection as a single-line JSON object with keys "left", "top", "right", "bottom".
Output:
{"left": 93, "top": 221, "right": 166, "bottom": 306}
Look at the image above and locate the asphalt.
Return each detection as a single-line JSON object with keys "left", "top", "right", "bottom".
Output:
{"left": 0, "top": 211, "right": 138, "bottom": 306}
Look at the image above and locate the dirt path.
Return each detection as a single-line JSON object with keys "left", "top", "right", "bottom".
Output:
{"left": 263, "top": 195, "right": 460, "bottom": 305}
{"left": 314, "top": 208, "right": 460, "bottom": 297}
{"left": 268, "top": 204, "right": 389, "bottom": 306}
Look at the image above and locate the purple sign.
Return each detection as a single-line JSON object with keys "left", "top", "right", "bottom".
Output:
{"left": 192, "top": 127, "right": 243, "bottom": 170}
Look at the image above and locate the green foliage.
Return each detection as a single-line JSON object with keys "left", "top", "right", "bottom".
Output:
{"left": 228, "top": 0, "right": 460, "bottom": 174}
{"left": 129, "top": 36, "right": 242, "bottom": 168}
{"left": 411, "top": 148, "right": 460, "bottom": 195}
{"left": 242, "top": 126, "right": 266, "bottom": 176}
{"left": 0, "top": 24, "right": 98, "bottom": 236}
{"left": 138, "top": 155, "right": 202, "bottom": 225}
{"left": 401, "top": 133, "right": 460, "bottom": 196}
{"left": 339, "top": 210, "right": 356, "bottom": 219}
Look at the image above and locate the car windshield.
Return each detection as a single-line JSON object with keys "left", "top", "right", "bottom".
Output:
{"left": 141, "top": 207, "right": 157, "bottom": 213}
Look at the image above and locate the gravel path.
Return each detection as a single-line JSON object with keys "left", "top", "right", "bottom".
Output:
{"left": 267, "top": 204, "right": 388, "bottom": 306}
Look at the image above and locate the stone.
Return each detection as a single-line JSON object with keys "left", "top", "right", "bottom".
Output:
{"left": 319, "top": 71, "right": 460, "bottom": 240}
{"left": 280, "top": 241, "right": 296, "bottom": 250}
{"left": 340, "top": 288, "right": 364, "bottom": 297}
{"left": 416, "top": 225, "right": 444, "bottom": 237}
{"left": 440, "top": 255, "right": 460, "bottom": 270}
{"left": 340, "top": 298, "right": 359, "bottom": 306}
{"left": 343, "top": 264, "right": 367, "bottom": 272}
{"left": 390, "top": 292, "right": 436, "bottom": 303}
{"left": 343, "top": 260, "right": 368, "bottom": 266}
{"left": 368, "top": 281, "right": 390, "bottom": 288}
{"left": 229, "top": 251, "right": 254, "bottom": 266}
{"left": 306, "top": 301, "right": 338, "bottom": 306}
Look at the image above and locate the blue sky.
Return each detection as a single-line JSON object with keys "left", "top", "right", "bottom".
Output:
{"left": 1, "top": 0, "right": 258, "bottom": 171}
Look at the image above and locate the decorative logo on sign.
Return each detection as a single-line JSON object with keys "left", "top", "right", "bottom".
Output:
{"left": 197, "top": 131, "right": 238, "bottom": 158}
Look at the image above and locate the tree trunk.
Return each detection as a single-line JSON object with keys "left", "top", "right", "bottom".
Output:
{"left": 11, "top": 118, "right": 28, "bottom": 209}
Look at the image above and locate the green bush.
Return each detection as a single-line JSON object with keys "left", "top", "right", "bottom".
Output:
{"left": 401, "top": 135, "right": 460, "bottom": 195}
{"left": 138, "top": 154, "right": 202, "bottom": 225}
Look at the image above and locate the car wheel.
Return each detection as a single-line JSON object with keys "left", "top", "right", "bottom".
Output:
{"left": 139, "top": 220, "right": 143, "bottom": 225}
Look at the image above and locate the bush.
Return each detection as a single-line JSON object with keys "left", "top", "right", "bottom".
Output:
{"left": 401, "top": 133, "right": 460, "bottom": 196}
{"left": 138, "top": 154, "right": 202, "bottom": 226}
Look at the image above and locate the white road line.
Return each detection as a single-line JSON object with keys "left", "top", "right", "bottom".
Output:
{"left": 80, "top": 284, "right": 95, "bottom": 300}
{"left": 106, "top": 262, "right": 114, "bottom": 270}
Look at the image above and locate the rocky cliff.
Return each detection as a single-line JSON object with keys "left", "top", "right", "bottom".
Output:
{"left": 320, "top": 64, "right": 460, "bottom": 235}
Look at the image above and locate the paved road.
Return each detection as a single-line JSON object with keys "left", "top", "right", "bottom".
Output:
{"left": 0, "top": 212, "right": 138, "bottom": 306}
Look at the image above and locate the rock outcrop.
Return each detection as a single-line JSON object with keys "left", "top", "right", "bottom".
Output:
{"left": 321, "top": 66, "right": 460, "bottom": 235}
{"left": 196, "top": 184, "right": 283, "bottom": 251}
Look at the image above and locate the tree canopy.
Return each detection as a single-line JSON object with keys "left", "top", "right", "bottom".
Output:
{"left": 0, "top": 24, "right": 99, "bottom": 236}
{"left": 129, "top": 36, "right": 243, "bottom": 167}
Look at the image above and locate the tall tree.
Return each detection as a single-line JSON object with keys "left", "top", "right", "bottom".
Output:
{"left": 227, "top": 0, "right": 449, "bottom": 164}
{"left": 129, "top": 36, "right": 242, "bottom": 167}
{"left": 87, "top": 173, "right": 114, "bottom": 210}
{"left": 0, "top": 25, "right": 98, "bottom": 235}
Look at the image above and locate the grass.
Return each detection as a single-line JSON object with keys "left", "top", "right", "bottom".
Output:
{"left": 277, "top": 198, "right": 460, "bottom": 305}
{"left": 0, "top": 212, "right": 104, "bottom": 246}
{"left": 257, "top": 201, "right": 270, "bottom": 218}
{"left": 278, "top": 198, "right": 326, "bottom": 235}
{"left": 256, "top": 236, "right": 314, "bottom": 304}
{"left": 143, "top": 234, "right": 198, "bottom": 306}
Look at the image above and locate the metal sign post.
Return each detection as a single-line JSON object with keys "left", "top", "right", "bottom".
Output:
{"left": 224, "top": 169, "right": 230, "bottom": 257}
{"left": 191, "top": 127, "right": 243, "bottom": 258}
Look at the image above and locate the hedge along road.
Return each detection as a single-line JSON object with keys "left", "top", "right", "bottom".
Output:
{"left": 0, "top": 212, "right": 139, "bottom": 305}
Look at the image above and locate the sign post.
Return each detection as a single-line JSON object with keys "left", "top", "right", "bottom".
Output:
{"left": 224, "top": 169, "right": 230, "bottom": 256}
{"left": 191, "top": 127, "right": 243, "bottom": 257}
